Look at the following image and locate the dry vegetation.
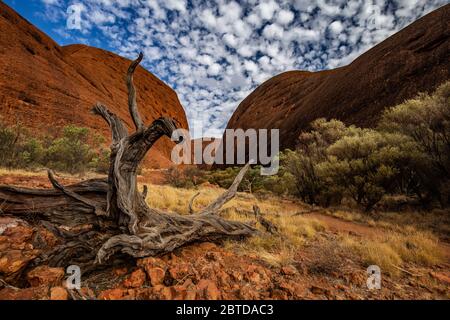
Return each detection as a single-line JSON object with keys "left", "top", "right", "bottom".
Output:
{"left": 0, "top": 161, "right": 447, "bottom": 282}
{"left": 143, "top": 182, "right": 448, "bottom": 277}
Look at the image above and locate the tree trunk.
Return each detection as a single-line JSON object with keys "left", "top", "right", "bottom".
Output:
{"left": 0, "top": 53, "right": 256, "bottom": 272}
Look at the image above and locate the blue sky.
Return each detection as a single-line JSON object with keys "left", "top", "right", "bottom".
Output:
{"left": 4, "top": 0, "right": 448, "bottom": 138}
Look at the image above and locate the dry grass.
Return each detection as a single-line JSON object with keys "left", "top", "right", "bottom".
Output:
{"left": 324, "top": 207, "right": 450, "bottom": 239}
{"left": 0, "top": 168, "right": 45, "bottom": 177}
{"left": 144, "top": 183, "right": 327, "bottom": 267}
{"left": 225, "top": 215, "right": 327, "bottom": 267}
{"left": 3, "top": 167, "right": 446, "bottom": 276}
{"left": 341, "top": 227, "right": 444, "bottom": 276}
{"left": 239, "top": 215, "right": 326, "bottom": 266}
{"left": 145, "top": 183, "right": 301, "bottom": 216}
{"left": 144, "top": 183, "right": 447, "bottom": 272}
{"left": 0, "top": 167, "right": 105, "bottom": 180}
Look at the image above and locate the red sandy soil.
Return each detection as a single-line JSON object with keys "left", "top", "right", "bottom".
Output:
{"left": 0, "top": 2, "right": 188, "bottom": 169}
{"left": 0, "top": 226, "right": 449, "bottom": 300}
{"left": 0, "top": 170, "right": 169, "bottom": 188}
{"left": 224, "top": 4, "right": 450, "bottom": 153}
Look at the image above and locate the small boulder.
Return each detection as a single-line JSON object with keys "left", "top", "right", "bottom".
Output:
{"left": 123, "top": 269, "right": 146, "bottom": 288}
{"left": 281, "top": 265, "right": 298, "bottom": 276}
{"left": 0, "top": 286, "right": 49, "bottom": 300}
{"left": 168, "top": 263, "right": 191, "bottom": 281}
{"left": 197, "top": 279, "right": 221, "bottom": 300}
{"left": 50, "top": 287, "right": 68, "bottom": 300}
{"left": 98, "top": 288, "right": 127, "bottom": 300}
{"left": 147, "top": 267, "right": 166, "bottom": 286}
{"left": 27, "top": 265, "right": 65, "bottom": 287}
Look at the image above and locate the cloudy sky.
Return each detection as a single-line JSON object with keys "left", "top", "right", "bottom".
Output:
{"left": 5, "top": 0, "right": 448, "bottom": 138}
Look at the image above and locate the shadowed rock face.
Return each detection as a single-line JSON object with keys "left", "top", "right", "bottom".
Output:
{"left": 0, "top": 2, "right": 188, "bottom": 169}
{"left": 224, "top": 4, "right": 450, "bottom": 153}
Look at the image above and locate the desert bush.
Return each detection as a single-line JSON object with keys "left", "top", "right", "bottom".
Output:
{"left": 277, "top": 119, "right": 427, "bottom": 210}
{"left": 205, "top": 167, "right": 240, "bottom": 189}
{"left": 164, "top": 166, "right": 207, "bottom": 189}
{"left": 379, "top": 81, "right": 450, "bottom": 205}
{"left": 0, "top": 121, "right": 110, "bottom": 174}
{"left": 0, "top": 122, "right": 20, "bottom": 167}
{"left": 323, "top": 130, "right": 421, "bottom": 211}
{"left": 44, "top": 125, "right": 96, "bottom": 174}
{"left": 183, "top": 166, "right": 207, "bottom": 187}
{"left": 205, "top": 166, "right": 267, "bottom": 193}
{"left": 164, "top": 166, "right": 186, "bottom": 188}
{"left": 17, "top": 138, "right": 45, "bottom": 168}
{"left": 275, "top": 119, "right": 362, "bottom": 206}
{"left": 90, "top": 149, "right": 111, "bottom": 174}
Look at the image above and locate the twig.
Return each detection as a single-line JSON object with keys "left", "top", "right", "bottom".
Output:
{"left": 391, "top": 264, "right": 424, "bottom": 277}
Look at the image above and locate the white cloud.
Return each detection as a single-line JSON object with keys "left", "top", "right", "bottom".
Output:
{"left": 223, "top": 33, "right": 238, "bottom": 48}
{"left": 257, "top": 0, "right": 279, "bottom": 20}
{"left": 263, "top": 23, "right": 284, "bottom": 39}
{"left": 208, "top": 63, "right": 222, "bottom": 76}
{"left": 38, "top": 0, "right": 448, "bottom": 138}
{"left": 277, "top": 9, "right": 295, "bottom": 25}
{"left": 161, "top": 0, "right": 186, "bottom": 13}
{"left": 329, "top": 20, "right": 344, "bottom": 35}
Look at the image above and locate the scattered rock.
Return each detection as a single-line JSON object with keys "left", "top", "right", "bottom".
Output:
{"left": 0, "top": 286, "right": 49, "bottom": 300}
{"left": 147, "top": 267, "right": 166, "bottom": 286}
{"left": 98, "top": 288, "right": 127, "bottom": 300}
{"left": 239, "top": 285, "right": 260, "bottom": 299}
{"left": 123, "top": 269, "right": 146, "bottom": 288}
{"left": 168, "top": 263, "right": 191, "bottom": 282}
{"left": 50, "top": 287, "right": 68, "bottom": 300}
{"left": 0, "top": 250, "right": 38, "bottom": 275}
{"left": 0, "top": 220, "right": 39, "bottom": 279}
{"left": 310, "top": 285, "right": 331, "bottom": 297}
{"left": 27, "top": 265, "right": 65, "bottom": 287}
{"left": 34, "top": 227, "right": 60, "bottom": 249}
{"left": 430, "top": 272, "right": 450, "bottom": 285}
{"left": 138, "top": 257, "right": 166, "bottom": 271}
{"left": 281, "top": 265, "right": 298, "bottom": 276}
{"left": 197, "top": 279, "right": 221, "bottom": 300}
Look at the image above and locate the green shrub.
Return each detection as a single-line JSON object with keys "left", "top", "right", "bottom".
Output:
{"left": 44, "top": 125, "right": 95, "bottom": 174}
{"left": 90, "top": 148, "right": 111, "bottom": 174}
{"left": 0, "top": 121, "right": 111, "bottom": 174}
{"left": 378, "top": 81, "right": 450, "bottom": 205}
{"left": 276, "top": 121, "right": 429, "bottom": 211}
{"left": 17, "top": 138, "right": 45, "bottom": 168}
{"left": 324, "top": 130, "right": 420, "bottom": 211}
{"left": 0, "top": 122, "right": 20, "bottom": 168}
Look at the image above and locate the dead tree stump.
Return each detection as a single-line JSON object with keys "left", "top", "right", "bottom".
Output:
{"left": 0, "top": 53, "right": 256, "bottom": 273}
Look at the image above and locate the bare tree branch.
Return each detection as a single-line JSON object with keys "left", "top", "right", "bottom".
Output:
{"left": 253, "top": 205, "right": 279, "bottom": 235}
{"left": 92, "top": 103, "right": 128, "bottom": 142}
{"left": 188, "top": 192, "right": 201, "bottom": 214}
{"left": 47, "top": 170, "right": 107, "bottom": 217}
{"left": 198, "top": 163, "right": 250, "bottom": 215}
{"left": 127, "top": 52, "right": 145, "bottom": 132}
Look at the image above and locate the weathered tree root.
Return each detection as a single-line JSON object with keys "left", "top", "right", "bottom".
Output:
{"left": 253, "top": 205, "right": 279, "bottom": 235}
{"left": 0, "top": 53, "right": 256, "bottom": 271}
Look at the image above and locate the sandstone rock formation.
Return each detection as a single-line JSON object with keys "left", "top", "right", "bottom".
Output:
{"left": 0, "top": 2, "right": 188, "bottom": 168}
{"left": 224, "top": 4, "right": 450, "bottom": 152}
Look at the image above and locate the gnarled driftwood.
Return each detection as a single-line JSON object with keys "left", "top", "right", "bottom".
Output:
{"left": 0, "top": 53, "right": 256, "bottom": 272}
